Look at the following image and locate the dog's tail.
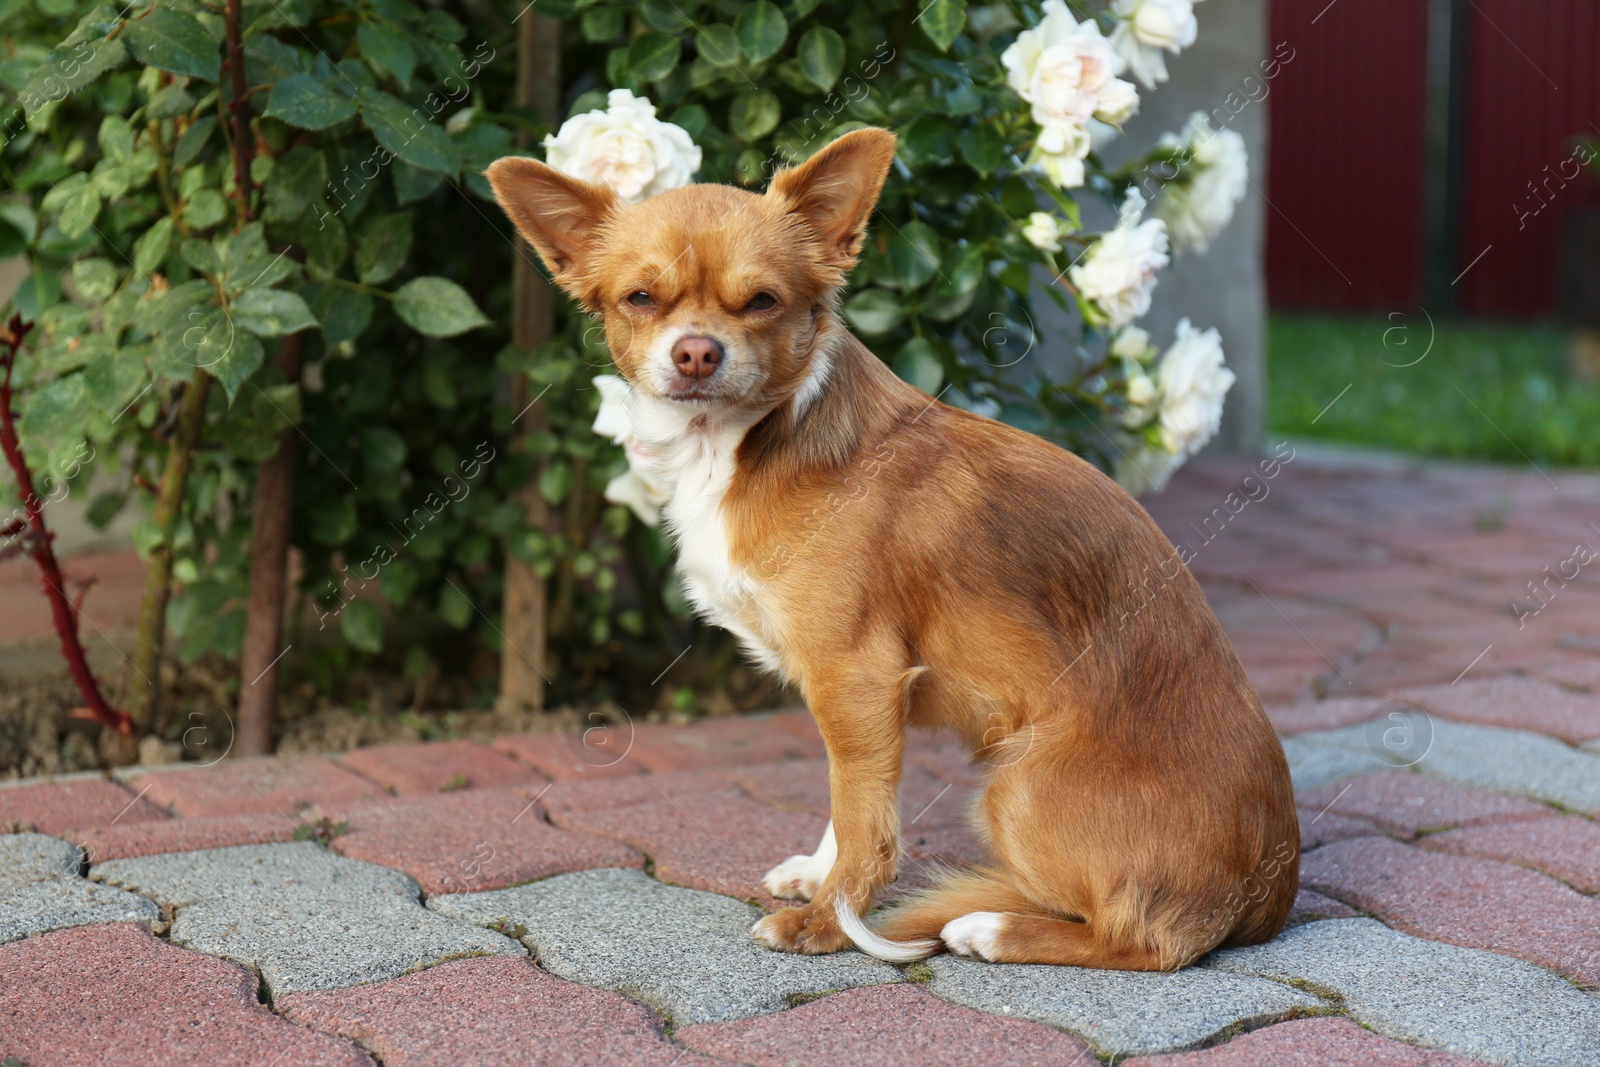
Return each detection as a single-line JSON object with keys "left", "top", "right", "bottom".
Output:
{"left": 845, "top": 866, "right": 1195, "bottom": 969}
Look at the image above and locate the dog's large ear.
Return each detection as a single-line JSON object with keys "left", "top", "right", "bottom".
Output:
{"left": 768, "top": 128, "right": 897, "bottom": 272}
{"left": 485, "top": 156, "right": 617, "bottom": 297}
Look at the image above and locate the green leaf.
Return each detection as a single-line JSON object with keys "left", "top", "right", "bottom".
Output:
{"left": 357, "top": 20, "right": 415, "bottom": 85}
{"left": 392, "top": 276, "right": 489, "bottom": 337}
{"left": 581, "top": 7, "right": 623, "bottom": 42}
{"left": 206, "top": 330, "right": 265, "bottom": 404}
{"left": 301, "top": 210, "right": 347, "bottom": 278}
{"left": 99, "top": 115, "right": 133, "bottom": 161}
{"left": 393, "top": 159, "right": 446, "bottom": 204}
{"left": 842, "top": 288, "right": 904, "bottom": 335}
{"left": 303, "top": 282, "right": 373, "bottom": 347}
{"left": 539, "top": 460, "right": 572, "bottom": 506}
{"left": 360, "top": 426, "right": 406, "bottom": 473}
{"left": 20, "top": 372, "right": 86, "bottom": 438}
{"left": 184, "top": 188, "right": 228, "bottom": 230}
{"left": 145, "top": 83, "right": 197, "bottom": 120}
{"left": 244, "top": 34, "right": 302, "bottom": 83}
{"left": 959, "top": 123, "right": 1006, "bottom": 176}
{"left": 886, "top": 221, "right": 941, "bottom": 290}
{"left": 264, "top": 145, "right": 328, "bottom": 222}
{"left": 306, "top": 497, "right": 357, "bottom": 546}
{"left": 173, "top": 115, "right": 216, "bottom": 168}
{"left": 734, "top": 1, "right": 787, "bottom": 65}
{"left": 893, "top": 337, "right": 943, "bottom": 394}
{"left": 355, "top": 212, "right": 412, "bottom": 285}
{"left": 121, "top": 8, "right": 220, "bottom": 82}
{"left": 438, "top": 580, "right": 473, "bottom": 629}
{"left": 797, "top": 26, "right": 844, "bottom": 91}
{"left": 925, "top": 243, "right": 984, "bottom": 321}
{"left": 357, "top": 87, "right": 460, "bottom": 174}
{"left": 696, "top": 24, "right": 742, "bottom": 67}
{"left": 729, "top": 90, "right": 780, "bottom": 143}
{"left": 231, "top": 288, "right": 318, "bottom": 337}
{"left": 639, "top": 0, "right": 694, "bottom": 33}
{"left": 21, "top": 38, "right": 126, "bottom": 111}
{"left": 71, "top": 258, "right": 119, "bottom": 304}
{"left": 264, "top": 72, "right": 357, "bottom": 130}
{"left": 918, "top": 0, "right": 966, "bottom": 51}
{"left": 627, "top": 31, "right": 681, "bottom": 82}
{"left": 340, "top": 598, "right": 384, "bottom": 653}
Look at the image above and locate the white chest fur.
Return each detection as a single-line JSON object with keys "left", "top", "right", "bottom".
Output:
{"left": 627, "top": 396, "right": 786, "bottom": 674}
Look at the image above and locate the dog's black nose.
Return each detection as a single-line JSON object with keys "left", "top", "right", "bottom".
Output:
{"left": 672, "top": 335, "right": 723, "bottom": 380}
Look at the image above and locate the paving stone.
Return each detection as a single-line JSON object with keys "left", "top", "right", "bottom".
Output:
{"left": 624, "top": 715, "right": 825, "bottom": 772}
{"left": 1301, "top": 836, "right": 1600, "bottom": 984}
{"left": 1280, "top": 736, "right": 1389, "bottom": 790}
{"left": 1267, "top": 697, "right": 1391, "bottom": 735}
{"left": 1423, "top": 813, "right": 1600, "bottom": 893}
{"left": 428, "top": 867, "right": 901, "bottom": 1025}
{"left": 329, "top": 786, "right": 642, "bottom": 895}
{"left": 1395, "top": 676, "right": 1600, "bottom": 744}
{"left": 0, "top": 776, "right": 166, "bottom": 834}
{"left": 1295, "top": 771, "right": 1551, "bottom": 839}
{"left": 0, "top": 923, "right": 372, "bottom": 1066}
{"left": 66, "top": 812, "right": 298, "bottom": 863}
{"left": 491, "top": 730, "right": 644, "bottom": 779}
{"left": 1205, "top": 918, "right": 1600, "bottom": 1066}
{"left": 1290, "top": 888, "right": 1358, "bottom": 922}
{"left": 1122, "top": 1017, "right": 1489, "bottom": 1066}
{"left": 547, "top": 789, "right": 826, "bottom": 907}
{"left": 278, "top": 955, "right": 725, "bottom": 1066}
{"left": 91, "top": 842, "right": 524, "bottom": 995}
{"left": 923, "top": 954, "right": 1320, "bottom": 1058}
{"left": 538, "top": 768, "right": 740, "bottom": 821}
{"left": 126, "top": 756, "right": 389, "bottom": 818}
{"left": 676, "top": 982, "right": 1094, "bottom": 1066}
{"left": 1297, "top": 806, "right": 1381, "bottom": 851}
{"left": 336, "top": 740, "right": 544, "bottom": 795}
{"left": 0, "top": 833, "right": 158, "bottom": 943}
{"left": 1299, "top": 718, "right": 1600, "bottom": 812}
{"left": 1534, "top": 655, "right": 1600, "bottom": 691}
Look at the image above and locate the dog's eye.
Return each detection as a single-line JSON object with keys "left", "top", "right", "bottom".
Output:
{"left": 744, "top": 292, "right": 778, "bottom": 312}
{"left": 626, "top": 291, "right": 654, "bottom": 308}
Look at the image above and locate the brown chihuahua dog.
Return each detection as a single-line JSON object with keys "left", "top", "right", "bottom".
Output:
{"left": 486, "top": 128, "right": 1298, "bottom": 969}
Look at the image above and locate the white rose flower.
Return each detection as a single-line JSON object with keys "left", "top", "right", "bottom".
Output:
{"left": 1110, "top": 325, "right": 1154, "bottom": 361}
{"left": 1069, "top": 189, "right": 1170, "bottom": 329}
{"left": 1154, "top": 111, "right": 1248, "bottom": 254}
{"left": 1028, "top": 121, "right": 1092, "bottom": 189}
{"left": 591, "top": 374, "right": 672, "bottom": 525}
{"left": 1003, "top": 1, "right": 1140, "bottom": 132}
{"left": 1114, "top": 440, "right": 1186, "bottom": 496}
{"left": 1126, "top": 370, "right": 1157, "bottom": 407}
{"left": 1109, "top": 0, "right": 1201, "bottom": 90}
{"left": 544, "top": 89, "right": 702, "bottom": 203}
{"left": 1022, "top": 211, "right": 1066, "bottom": 252}
{"left": 1155, "top": 318, "right": 1234, "bottom": 457}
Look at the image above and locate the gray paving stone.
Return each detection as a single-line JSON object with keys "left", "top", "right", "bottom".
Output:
{"left": 0, "top": 834, "right": 159, "bottom": 943}
{"left": 923, "top": 955, "right": 1321, "bottom": 1057}
{"left": 92, "top": 842, "right": 523, "bottom": 995}
{"left": 429, "top": 867, "right": 902, "bottom": 1025}
{"left": 1299, "top": 718, "right": 1600, "bottom": 812}
{"left": 1205, "top": 918, "right": 1600, "bottom": 1066}
{"left": 1280, "top": 736, "right": 1389, "bottom": 790}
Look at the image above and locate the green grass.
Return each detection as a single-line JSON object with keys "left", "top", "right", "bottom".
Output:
{"left": 1268, "top": 314, "right": 1600, "bottom": 468}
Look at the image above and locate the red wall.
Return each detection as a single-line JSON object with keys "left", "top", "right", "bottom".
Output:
{"left": 1265, "top": 0, "right": 1430, "bottom": 311}
{"left": 1456, "top": 0, "right": 1600, "bottom": 317}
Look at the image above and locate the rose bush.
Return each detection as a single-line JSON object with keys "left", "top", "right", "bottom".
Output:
{"left": 1, "top": 0, "right": 1248, "bottom": 746}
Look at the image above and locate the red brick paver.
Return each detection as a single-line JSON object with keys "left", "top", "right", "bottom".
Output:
{"left": 127, "top": 755, "right": 389, "bottom": 818}
{"left": 1267, "top": 696, "right": 1389, "bottom": 735}
{"left": 1423, "top": 814, "right": 1600, "bottom": 894}
{"left": 0, "top": 777, "right": 166, "bottom": 834}
{"left": 337, "top": 739, "right": 544, "bottom": 795}
{"left": 1394, "top": 677, "right": 1600, "bottom": 744}
{"left": 1302, "top": 836, "right": 1600, "bottom": 985}
{"left": 624, "top": 714, "right": 825, "bottom": 772}
{"left": 676, "top": 983, "right": 1094, "bottom": 1066}
{"left": 0, "top": 923, "right": 370, "bottom": 1066}
{"left": 329, "top": 786, "right": 642, "bottom": 895}
{"left": 1295, "top": 771, "right": 1551, "bottom": 839}
{"left": 68, "top": 812, "right": 298, "bottom": 863}
{"left": 492, "top": 730, "right": 645, "bottom": 779}
{"left": 278, "top": 956, "right": 726, "bottom": 1066}
{"left": 1122, "top": 1017, "right": 1483, "bottom": 1065}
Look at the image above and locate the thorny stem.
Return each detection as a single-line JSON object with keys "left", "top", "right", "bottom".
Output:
{"left": 223, "top": 0, "right": 254, "bottom": 221}
{"left": 0, "top": 316, "right": 133, "bottom": 734}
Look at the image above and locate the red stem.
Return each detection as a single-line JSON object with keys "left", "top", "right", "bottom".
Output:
{"left": 0, "top": 315, "right": 133, "bottom": 734}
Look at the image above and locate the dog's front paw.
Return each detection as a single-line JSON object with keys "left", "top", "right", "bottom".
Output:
{"left": 752, "top": 903, "right": 850, "bottom": 954}
{"left": 761, "top": 852, "right": 831, "bottom": 901}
